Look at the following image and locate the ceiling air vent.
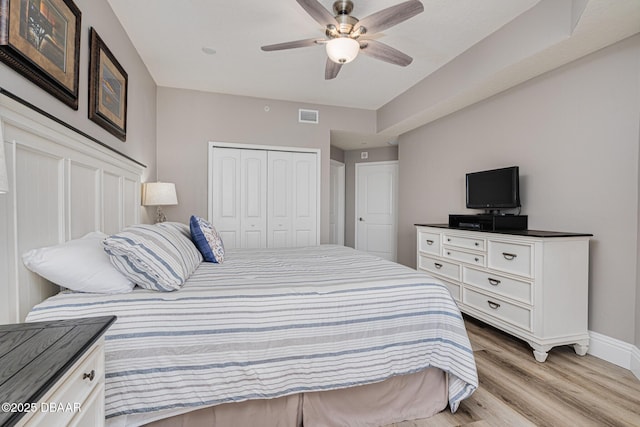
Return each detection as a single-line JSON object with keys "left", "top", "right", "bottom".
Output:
{"left": 299, "top": 109, "right": 319, "bottom": 124}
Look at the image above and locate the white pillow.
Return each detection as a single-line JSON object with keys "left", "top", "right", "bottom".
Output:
{"left": 22, "top": 232, "right": 135, "bottom": 294}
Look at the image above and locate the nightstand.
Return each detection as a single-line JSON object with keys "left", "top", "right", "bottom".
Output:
{"left": 0, "top": 316, "right": 116, "bottom": 426}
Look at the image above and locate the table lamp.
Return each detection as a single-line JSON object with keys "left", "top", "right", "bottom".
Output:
{"left": 142, "top": 182, "right": 177, "bottom": 223}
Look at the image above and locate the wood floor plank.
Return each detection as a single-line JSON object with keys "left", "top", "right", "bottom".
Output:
{"left": 475, "top": 349, "right": 600, "bottom": 426}
{"left": 384, "top": 317, "right": 640, "bottom": 427}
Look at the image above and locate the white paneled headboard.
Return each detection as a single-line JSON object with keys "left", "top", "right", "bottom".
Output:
{"left": 0, "top": 92, "right": 145, "bottom": 324}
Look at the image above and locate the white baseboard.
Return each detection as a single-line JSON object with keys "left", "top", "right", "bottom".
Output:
{"left": 631, "top": 344, "right": 640, "bottom": 381}
{"left": 588, "top": 330, "right": 640, "bottom": 381}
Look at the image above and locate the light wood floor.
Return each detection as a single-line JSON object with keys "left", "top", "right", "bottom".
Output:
{"left": 390, "top": 317, "right": 640, "bottom": 427}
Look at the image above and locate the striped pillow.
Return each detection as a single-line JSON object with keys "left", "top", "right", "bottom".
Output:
{"left": 156, "top": 221, "right": 192, "bottom": 240}
{"left": 103, "top": 224, "right": 202, "bottom": 291}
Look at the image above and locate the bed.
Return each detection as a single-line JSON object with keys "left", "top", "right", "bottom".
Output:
{"left": 26, "top": 241, "right": 477, "bottom": 427}
{"left": 1, "top": 91, "right": 476, "bottom": 427}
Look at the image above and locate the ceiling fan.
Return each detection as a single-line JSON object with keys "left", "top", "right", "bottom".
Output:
{"left": 261, "top": 0, "right": 424, "bottom": 80}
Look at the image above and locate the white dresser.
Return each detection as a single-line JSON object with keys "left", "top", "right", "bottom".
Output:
{"left": 416, "top": 225, "right": 591, "bottom": 362}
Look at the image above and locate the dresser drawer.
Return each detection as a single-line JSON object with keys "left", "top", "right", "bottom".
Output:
{"left": 443, "top": 248, "right": 485, "bottom": 267}
{"left": 418, "top": 231, "right": 440, "bottom": 255}
{"left": 21, "top": 341, "right": 104, "bottom": 427}
{"left": 463, "top": 288, "right": 532, "bottom": 331}
{"left": 463, "top": 267, "right": 532, "bottom": 304}
{"left": 418, "top": 255, "right": 460, "bottom": 281}
{"left": 488, "top": 240, "right": 533, "bottom": 277}
{"left": 443, "top": 234, "right": 485, "bottom": 251}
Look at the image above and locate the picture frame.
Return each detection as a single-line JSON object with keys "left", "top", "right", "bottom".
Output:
{"left": 88, "top": 27, "right": 127, "bottom": 141}
{"left": 0, "top": 0, "right": 82, "bottom": 109}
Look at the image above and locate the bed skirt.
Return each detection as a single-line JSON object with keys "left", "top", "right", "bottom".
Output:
{"left": 143, "top": 367, "right": 447, "bottom": 427}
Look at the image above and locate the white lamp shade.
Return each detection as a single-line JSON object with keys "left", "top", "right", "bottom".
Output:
{"left": 0, "top": 132, "right": 8, "bottom": 194}
{"left": 326, "top": 37, "right": 360, "bottom": 64}
{"left": 142, "top": 182, "right": 178, "bottom": 206}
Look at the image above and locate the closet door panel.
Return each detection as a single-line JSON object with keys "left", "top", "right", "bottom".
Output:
{"left": 211, "top": 148, "right": 242, "bottom": 249}
{"left": 292, "top": 153, "right": 317, "bottom": 247}
{"left": 267, "top": 152, "right": 293, "bottom": 248}
{"left": 241, "top": 150, "right": 267, "bottom": 248}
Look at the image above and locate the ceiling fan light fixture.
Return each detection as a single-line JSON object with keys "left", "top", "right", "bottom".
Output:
{"left": 326, "top": 37, "right": 359, "bottom": 64}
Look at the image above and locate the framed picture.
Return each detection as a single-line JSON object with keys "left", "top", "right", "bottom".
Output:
{"left": 0, "top": 0, "right": 82, "bottom": 109}
{"left": 88, "top": 27, "right": 127, "bottom": 141}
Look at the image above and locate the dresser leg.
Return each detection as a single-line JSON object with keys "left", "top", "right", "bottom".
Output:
{"left": 529, "top": 342, "right": 551, "bottom": 362}
{"left": 533, "top": 349, "right": 549, "bottom": 362}
{"left": 573, "top": 341, "right": 589, "bottom": 356}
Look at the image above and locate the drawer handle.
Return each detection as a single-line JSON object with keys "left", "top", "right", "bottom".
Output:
{"left": 447, "top": 252, "right": 451, "bottom": 255}
{"left": 488, "top": 278, "right": 501, "bottom": 286}
{"left": 447, "top": 238, "right": 451, "bottom": 242}
{"left": 474, "top": 257, "right": 479, "bottom": 262}
{"left": 487, "top": 301, "right": 501, "bottom": 310}
{"left": 434, "top": 263, "right": 443, "bottom": 269}
{"left": 474, "top": 242, "right": 479, "bottom": 246}
{"left": 83, "top": 370, "right": 95, "bottom": 382}
{"left": 502, "top": 252, "right": 517, "bottom": 260}
{"left": 426, "top": 239, "right": 434, "bottom": 245}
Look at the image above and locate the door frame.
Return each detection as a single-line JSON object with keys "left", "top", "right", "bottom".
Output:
{"left": 354, "top": 160, "right": 399, "bottom": 260}
{"left": 330, "top": 159, "right": 345, "bottom": 245}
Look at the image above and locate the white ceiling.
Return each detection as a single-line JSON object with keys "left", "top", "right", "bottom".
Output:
{"left": 107, "top": 0, "right": 640, "bottom": 149}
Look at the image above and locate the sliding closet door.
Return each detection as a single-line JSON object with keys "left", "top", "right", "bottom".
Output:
{"left": 267, "top": 151, "right": 293, "bottom": 248}
{"left": 210, "top": 148, "right": 266, "bottom": 249}
{"left": 267, "top": 151, "right": 317, "bottom": 248}
{"left": 240, "top": 150, "right": 267, "bottom": 248}
{"left": 292, "top": 153, "right": 317, "bottom": 247}
{"left": 210, "top": 144, "right": 318, "bottom": 249}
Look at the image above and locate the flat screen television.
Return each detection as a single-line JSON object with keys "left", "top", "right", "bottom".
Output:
{"left": 466, "top": 166, "right": 520, "bottom": 210}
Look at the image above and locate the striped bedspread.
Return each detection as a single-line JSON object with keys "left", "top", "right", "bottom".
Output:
{"left": 27, "top": 245, "right": 477, "bottom": 424}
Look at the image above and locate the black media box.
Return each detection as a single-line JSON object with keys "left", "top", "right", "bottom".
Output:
{"left": 448, "top": 214, "right": 528, "bottom": 231}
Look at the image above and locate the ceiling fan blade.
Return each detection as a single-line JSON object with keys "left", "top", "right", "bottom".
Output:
{"left": 296, "top": 0, "right": 339, "bottom": 28}
{"left": 325, "top": 58, "right": 342, "bottom": 80}
{"left": 359, "top": 39, "right": 413, "bottom": 66}
{"left": 261, "top": 38, "right": 322, "bottom": 51}
{"left": 353, "top": 0, "right": 424, "bottom": 35}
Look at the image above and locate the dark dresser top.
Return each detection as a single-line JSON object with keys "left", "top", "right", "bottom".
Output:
{"left": 0, "top": 316, "right": 116, "bottom": 426}
{"left": 415, "top": 224, "right": 593, "bottom": 238}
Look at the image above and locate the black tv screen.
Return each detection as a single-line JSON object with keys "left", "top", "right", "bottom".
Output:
{"left": 466, "top": 166, "right": 520, "bottom": 209}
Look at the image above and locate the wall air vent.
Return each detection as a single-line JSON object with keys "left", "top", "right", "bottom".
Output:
{"left": 299, "top": 109, "right": 319, "bottom": 124}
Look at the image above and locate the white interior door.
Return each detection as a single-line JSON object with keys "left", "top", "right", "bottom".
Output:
{"left": 292, "top": 152, "right": 317, "bottom": 247}
{"left": 210, "top": 148, "right": 242, "bottom": 249}
{"left": 209, "top": 142, "right": 320, "bottom": 249}
{"left": 329, "top": 160, "right": 345, "bottom": 245}
{"left": 240, "top": 150, "right": 267, "bottom": 248}
{"left": 268, "top": 151, "right": 318, "bottom": 248}
{"left": 268, "top": 151, "right": 293, "bottom": 248}
{"left": 211, "top": 147, "right": 267, "bottom": 249}
{"left": 355, "top": 162, "right": 399, "bottom": 261}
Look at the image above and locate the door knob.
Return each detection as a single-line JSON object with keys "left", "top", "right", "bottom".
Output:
{"left": 359, "top": 217, "right": 364, "bottom": 222}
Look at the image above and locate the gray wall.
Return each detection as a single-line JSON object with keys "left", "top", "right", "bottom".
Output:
{"left": 397, "top": 35, "right": 640, "bottom": 345}
{"left": 156, "top": 87, "right": 376, "bottom": 243}
{"left": 0, "top": 0, "right": 157, "bottom": 207}
{"left": 330, "top": 145, "right": 345, "bottom": 163}
{"left": 344, "top": 146, "right": 398, "bottom": 248}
